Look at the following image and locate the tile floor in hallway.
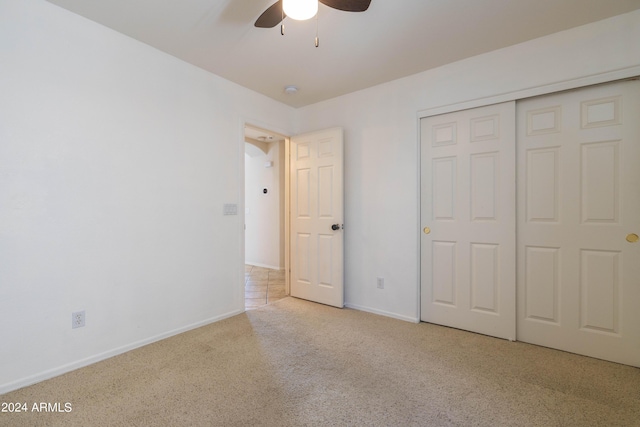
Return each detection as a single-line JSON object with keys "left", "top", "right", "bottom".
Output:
{"left": 245, "top": 265, "right": 287, "bottom": 310}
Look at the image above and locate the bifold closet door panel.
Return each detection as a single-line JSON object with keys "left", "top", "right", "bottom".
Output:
{"left": 421, "top": 101, "right": 516, "bottom": 341}
{"left": 517, "top": 80, "right": 640, "bottom": 367}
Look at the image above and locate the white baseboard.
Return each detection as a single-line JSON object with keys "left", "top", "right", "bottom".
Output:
{"left": 0, "top": 308, "right": 244, "bottom": 395}
{"left": 345, "top": 303, "right": 420, "bottom": 324}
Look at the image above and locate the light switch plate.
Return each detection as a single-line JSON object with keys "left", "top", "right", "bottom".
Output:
{"left": 223, "top": 204, "right": 238, "bottom": 215}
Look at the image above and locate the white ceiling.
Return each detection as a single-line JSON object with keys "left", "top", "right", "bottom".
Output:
{"left": 46, "top": 0, "right": 640, "bottom": 108}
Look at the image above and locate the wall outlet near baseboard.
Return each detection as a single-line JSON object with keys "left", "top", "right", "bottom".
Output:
{"left": 72, "top": 310, "right": 85, "bottom": 329}
{"left": 377, "top": 277, "right": 384, "bottom": 289}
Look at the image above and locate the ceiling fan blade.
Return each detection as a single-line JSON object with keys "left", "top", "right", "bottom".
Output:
{"left": 319, "top": 0, "right": 371, "bottom": 12}
{"left": 255, "top": 0, "right": 285, "bottom": 28}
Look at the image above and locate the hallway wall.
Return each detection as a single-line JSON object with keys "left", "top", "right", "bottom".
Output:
{"left": 244, "top": 141, "right": 285, "bottom": 269}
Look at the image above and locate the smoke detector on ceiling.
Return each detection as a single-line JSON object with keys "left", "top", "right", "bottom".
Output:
{"left": 284, "top": 85, "right": 299, "bottom": 95}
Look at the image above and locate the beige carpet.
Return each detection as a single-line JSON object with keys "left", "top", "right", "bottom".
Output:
{"left": 2, "top": 297, "right": 639, "bottom": 426}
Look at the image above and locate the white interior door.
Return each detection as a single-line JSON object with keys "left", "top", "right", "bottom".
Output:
{"left": 420, "top": 102, "right": 516, "bottom": 340}
{"left": 290, "top": 127, "right": 344, "bottom": 308}
{"left": 517, "top": 80, "right": 640, "bottom": 367}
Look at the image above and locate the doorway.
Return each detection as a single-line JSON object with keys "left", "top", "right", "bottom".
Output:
{"left": 242, "top": 124, "right": 345, "bottom": 310}
{"left": 244, "top": 124, "right": 288, "bottom": 309}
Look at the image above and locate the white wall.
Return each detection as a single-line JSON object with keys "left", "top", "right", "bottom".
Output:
{"left": 0, "top": 0, "right": 294, "bottom": 393}
{"left": 295, "top": 10, "right": 640, "bottom": 322}
{"left": 244, "top": 141, "right": 285, "bottom": 269}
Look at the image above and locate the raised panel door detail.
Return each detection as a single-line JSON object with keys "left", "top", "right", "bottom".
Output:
{"left": 526, "top": 148, "right": 559, "bottom": 223}
{"left": 581, "top": 141, "right": 620, "bottom": 224}
{"left": 470, "top": 152, "right": 499, "bottom": 222}
{"left": 527, "top": 106, "right": 562, "bottom": 136}
{"left": 318, "top": 166, "right": 334, "bottom": 218}
{"left": 432, "top": 241, "right": 456, "bottom": 306}
{"left": 432, "top": 122, "right": 457, "bottom": 146}
{"left": 318, "top": 137, "right": 334, "bottom": 158}
{"left": 524, "top": 246, "right": 559, "bottom": 324}
{"left": 580, "top": 250, "right": 620, "bottom": 335}
{"left": 297, "top": 143, "right": 311, "bottom": 160}
{"left": 433, "top": 157, "right": 456, "bottom": 220}
{"left": 296, "top": 233, "right": 311, "bottom": 284}
{"left": 296, "top": 169, "right": 311, "bottom": 218}
{"left": 470, "top": 243, "right": 499, "bottom": 314}
{"left": 318, "top": 234, "right": 333, "bottom": 287}
{"left": 581, "top": 96, "right": 621, "bottom": 129}
{"left": 470, "top": 114, "right": 500, "bottom": 142}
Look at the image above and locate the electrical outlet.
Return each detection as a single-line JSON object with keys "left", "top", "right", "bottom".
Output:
{"left": 377, "top": 277, "right": 384, "bottom": 289}
{"left": 72, "top": 310, "right": 85, "bottom": 329}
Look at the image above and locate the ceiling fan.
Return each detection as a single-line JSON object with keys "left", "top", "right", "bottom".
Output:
{"left": 255, "top": 0, "right": 372, "bottom": 28}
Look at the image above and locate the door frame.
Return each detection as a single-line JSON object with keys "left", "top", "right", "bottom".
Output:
{"left": 416, "top": 66, "right": 640, "bottom": 322}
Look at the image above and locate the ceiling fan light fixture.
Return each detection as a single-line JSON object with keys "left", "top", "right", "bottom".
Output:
{"left": 283, "top": 0, "right": 318, "bottom": 21}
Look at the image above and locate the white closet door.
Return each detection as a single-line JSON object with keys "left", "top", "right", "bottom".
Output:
{"left": 421, "top": 102, "right": 516, "bottom": 340}
{"left": 517, "top": 80, "right": 640, "bottom": 367}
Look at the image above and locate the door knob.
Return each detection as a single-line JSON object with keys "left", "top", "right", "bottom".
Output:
{"left": 423, "top": 227, "right": 431, "bottom": 234}
{"left": 332, "top": 224, "right": 341, "bottom": 231}
{"left": 627, "top": 233, "right": 639, "bottom": 243}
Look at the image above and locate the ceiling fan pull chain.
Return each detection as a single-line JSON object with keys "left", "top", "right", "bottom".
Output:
{"left": 315, "top": 10, "right": 319, "bottom": 47}
{"left": 281, "top": 3, "right": 285, "bottom": 35}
